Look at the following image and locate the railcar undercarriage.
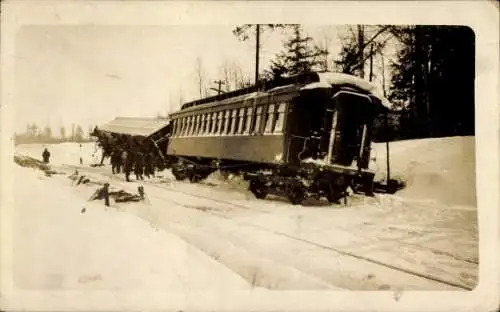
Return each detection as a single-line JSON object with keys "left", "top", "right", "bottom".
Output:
{"left": 168, "top": 156, "right": 375, "bottom": 205}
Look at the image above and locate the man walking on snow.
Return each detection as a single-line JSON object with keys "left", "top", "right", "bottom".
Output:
{"left": 42, "top": 148, "right": 51, "bottom": 164}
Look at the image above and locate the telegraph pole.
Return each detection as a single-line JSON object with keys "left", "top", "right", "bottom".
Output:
{"left": 381, "top": 52, "right": 387, "bottom": 97}
{"left": 357, "top": 25, "right": 365, "bottom": 79}
{"left": 255, "top": 24, "right": 260, "bottom": 85}
{"left": 369, "top": 43, "right": 374, "bottom": 82}
{"left": 210, "top": 80, "right": 226, "bottom": 95}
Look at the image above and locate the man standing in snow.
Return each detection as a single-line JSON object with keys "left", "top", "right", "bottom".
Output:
{"left": 111, "top": 148, "right": 121, "bottom": 174}
{"left": 42, "top": 148, "right": 51, "bottom": 164}
{"left": 122, "top": 149, "right": 132, "bottom": 182}
{"left": 134, "top": 151, "right": 144, "bottom": 180}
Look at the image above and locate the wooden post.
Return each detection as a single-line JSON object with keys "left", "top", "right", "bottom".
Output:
{"left": 138, "top": 186, "right": 145, "bottom": 200}
{"left": 103, "top": 183, "right": 110, "bottom": 207}
{"left": 384, "top": 112, "right": 391, "bottom": 184}
{"left": 357, "top": 25, "right": 365, "bottom": 78}
{"left": 369, "top": 43, "right": 373, "bottom": 82}
{"left": 326, "top": 110, "right": 339, "bottom": 164}
{"left": 255, "top": 24, "right": 260, "bottom": 85}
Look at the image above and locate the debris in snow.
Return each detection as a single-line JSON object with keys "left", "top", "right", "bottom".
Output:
{"left": 13, "top": 155, "right": 59, "bottom": 176}
{"left": 89, "top": 183, "right": 111, "bottom": 206}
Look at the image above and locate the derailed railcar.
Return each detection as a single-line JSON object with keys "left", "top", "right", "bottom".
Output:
{"left": 165, "top": 72, "right": 390, "bottom": 204}
{"left": 92, "top": 117, "right": 171, "bottom": 169}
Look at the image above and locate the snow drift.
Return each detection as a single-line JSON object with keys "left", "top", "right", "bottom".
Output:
{"left": 15, "top": 135, "right": 477, "bottom": 208}
{"left": 372, "top": 136, "right": 476, "bottom": 207}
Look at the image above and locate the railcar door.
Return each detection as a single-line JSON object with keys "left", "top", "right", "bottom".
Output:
{"left": 286, "top": 89, "right": 330, "bottom": 164}
{"left": 326, "top": 90, "right": 376, "bottom": 169}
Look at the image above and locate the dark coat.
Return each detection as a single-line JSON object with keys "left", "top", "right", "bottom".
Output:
{"left": 42, "top": 149, "right": 51, "bottom": 163}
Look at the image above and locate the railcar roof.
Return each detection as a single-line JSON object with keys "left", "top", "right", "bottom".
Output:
{"left": 316, "top": 72, "right": 392, "bottom": 109}
{"left": 97, "top": 117, "right": 170, "bottom": 137}
{"left": 174, "top": 72, "right": 391, "bottom": 115}
{"left": 171, "top": 90, "right": 273, "bottom": 115}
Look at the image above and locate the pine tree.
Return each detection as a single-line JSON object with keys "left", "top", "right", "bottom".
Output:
{"left": 388, "top": 25, "right": 475, "bottom": 138}
{"left": 264, "top": 25, "right": 328, "bottom": 81}
{"left": 334, "top": 25, "right": 390, "bottom": 78}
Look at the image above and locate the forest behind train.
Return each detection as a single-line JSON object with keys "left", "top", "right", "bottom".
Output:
{"left": 14, "top": 25, "right": 475, "bottom": 145}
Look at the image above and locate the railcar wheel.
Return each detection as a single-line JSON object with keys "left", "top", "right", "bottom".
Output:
{"left": 249, "top": 181, "right": 267, "bottom": 199}
{"left": 172, "top": 168, "right": 186, "bottom": 181}
{"left": 188, "top": 172, "right": 200, "bottom": 183}
{"left": 326, "top": 186, "right": 345, "bottom": 204}
{"left": 288, "top": 185, "right": 305, "bottom": 205}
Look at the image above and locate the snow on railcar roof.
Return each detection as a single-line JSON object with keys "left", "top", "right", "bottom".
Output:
{"left": 98, "top": 116, "right": 170, "bottom": 137}
{"left": 317, "top": 72, "right": 392, "bottom": 109}
{"left": 300, "top": 81, "right": 332, "bottom": 90}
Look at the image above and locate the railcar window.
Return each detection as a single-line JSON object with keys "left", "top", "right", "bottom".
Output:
{"left": 221, "top": 111, "right": 227, "bottom": 135}
{"left": 200, "top": 114, "right": 206, "bottom": 135}
{"left": 193, "top": 115, "right": 197, "bottom": 136}
{"left": 264, "top": 104, "right": 276, "bottom": 133}
{"left": 192, "top": 115, "right": 197, "bottom": 136}
{"left": 205, "top": 114, "right": 210, "bottom": 135}
{"left": 209, "top": 112, "right": 215, "bottom": 135}
{"left": 221, "top": 111, "right": 226, "bottom": 135}
{"left": 244, "top": 107, "right": 253, "bottom": 134}
{"left": 207, "top": 113, "right": 213, "bottom": 135}
{"left": 236, "top": 108, "right": 244, "bottom": 134}
{"left": 225, "top": 109, "right": 234, "bottom": 134}
{"left": 230, "top": 109, "right": 238, "bottom": 134}
{"left": 214, "top": 112, "right": 220, "bottom": 134}
{"left": 187, "top": 116, "right": 192, "bottom": 136}
{"left": 175, "top": 119, "right": 180, "bottom": 137}
{"left": 187, "top": 116, "right": 193, "bottom": 136}
{"left": 184, "top": 116, "right": 189, "bottom": 136}
{"left": 273, "top": 102, "right": 287, "bottom": 133}
{"left": 252, "top": 106, "right": 263, "bottom": 134}
{"left": 197, "top": 115, "right": 201, "bottom": 135}
{"left": 238, "top": 108, "right": 245, "bottom": 134}
{"left": 180, "top": 118, "right": 185, "bottom": 136}
{"left": 190, "top": 115, "right": 195, "bottom": 136}
{"left": 208, "top": 113, "right": 215, "bottom": 135}
{"left": 197, "top": 114, "right": 202, "bottom": 135}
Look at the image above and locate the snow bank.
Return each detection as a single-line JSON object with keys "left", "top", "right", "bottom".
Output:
{"left": 15, "top": 142, "right": 102, "bottom": 167}
{"left": 11, "top": 165, "right": 250, "bottom": 291}
{"left": 203, "top": 170, "right": 251, "bottom": 194}
{"left": 372, "top": 136, "right": 476, "bottom": 207}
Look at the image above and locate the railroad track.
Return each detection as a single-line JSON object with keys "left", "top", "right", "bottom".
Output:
{"left": 141, "top": 188, "right": 475, "bottom": 291}
{"left": 59, "top": 163, "right": 476, "bottom": 290}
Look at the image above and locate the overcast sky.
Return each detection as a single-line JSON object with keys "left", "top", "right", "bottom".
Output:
{"left": 14, "top": 24, "right": 390, "bottom": 135}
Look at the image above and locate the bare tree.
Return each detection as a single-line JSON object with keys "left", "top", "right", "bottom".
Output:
{"left": 217, "top": 59, "right": 252, "bottom": 92}
{"left": 60, "top": 126, "right": 66, "bottom": 139}
{"left": 194, "top": 56, "right": 208, "bottom": 98}
{"left": 42, "top": 125, "right": 52, "bottom": 140}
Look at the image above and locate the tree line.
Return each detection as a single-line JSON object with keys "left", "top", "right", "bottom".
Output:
{"left": 14, "top": 123, "right": 96, "bottom": 145}
{"left": 189, "top": 24, "right": 475, "bottom": 142}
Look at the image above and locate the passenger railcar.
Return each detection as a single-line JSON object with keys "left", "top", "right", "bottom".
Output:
{"left": 164, "top": 71, "right": 389, "bottom": 204}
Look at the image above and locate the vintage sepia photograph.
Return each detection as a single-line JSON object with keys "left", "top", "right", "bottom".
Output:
{"left": 1, "top": 1, "right": 498, "bottom": 311}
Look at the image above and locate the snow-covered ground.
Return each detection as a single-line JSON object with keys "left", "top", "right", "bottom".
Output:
{"left": 11, "top": 165, "right": 251, "bottom": 291}
{"left": 15, "top": 141, "right": 103, "bottom": 167}
{"left": 372, "top": 136, "right": 476, "bottom": 207}
{"left": 10, "top": 136, "right": 478, "bottom": 292}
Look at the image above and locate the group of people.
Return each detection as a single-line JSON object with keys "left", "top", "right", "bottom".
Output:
{"left": 110, "top": 147, "right": 158, "bottom": 182}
